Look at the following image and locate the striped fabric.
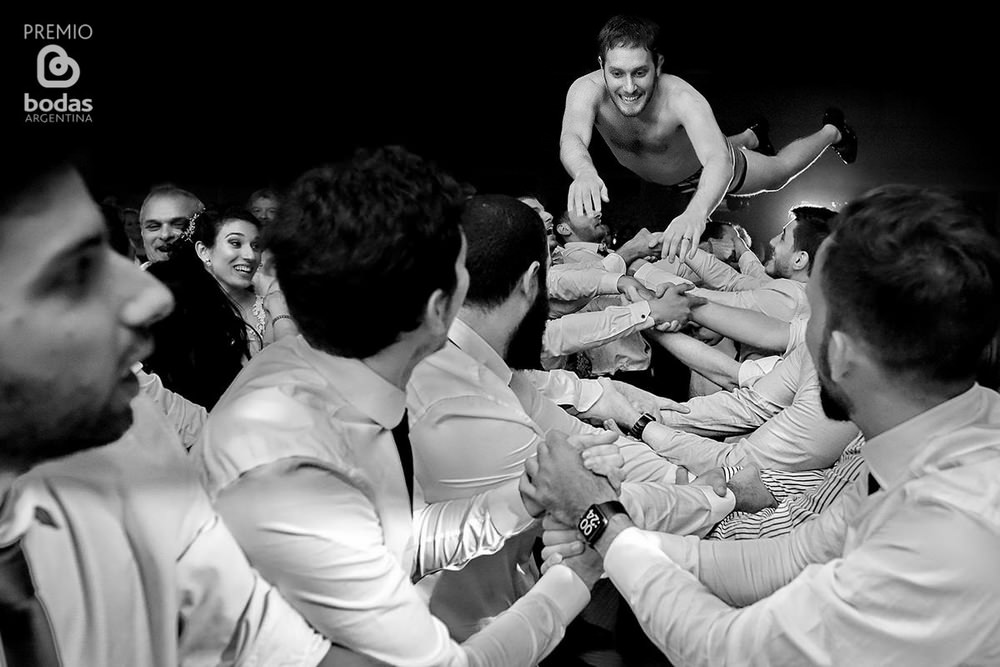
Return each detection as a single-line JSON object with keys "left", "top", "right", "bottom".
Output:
{"left": 708, "top": 434, "right": 866, "bottom": 540}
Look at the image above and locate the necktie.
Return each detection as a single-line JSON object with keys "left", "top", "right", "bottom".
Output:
{"left": 0, "top": 539, "right": 62, "bottom": 666}
{"left": 391, "top": 411, "right": 415, "bottom": 511}
{"left": 867, "top": 472, "right": 881, "bottom": 495}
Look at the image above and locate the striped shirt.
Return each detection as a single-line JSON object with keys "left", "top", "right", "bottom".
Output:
{"left": 709, "top": 434, "right": 866, "bottom": 540}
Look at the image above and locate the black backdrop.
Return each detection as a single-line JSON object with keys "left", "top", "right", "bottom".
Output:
{"left": 6, "top": 8, "right": 998, "bottom": 248}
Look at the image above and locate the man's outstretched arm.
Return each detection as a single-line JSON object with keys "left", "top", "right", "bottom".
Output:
{"left": 660, "top": 89, "right": 733, "bottom": 261}
{"left": 560, "top": 76, "right": 608, "bottom": 217}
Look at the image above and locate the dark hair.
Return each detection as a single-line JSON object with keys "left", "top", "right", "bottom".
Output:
{"left": 598, "top": 15, "right": 661, "bottom": 61}
{"left": 461, "top": 195, "right": 548, "bottom": 308}
{"left": 0, "top": 146, "right": 75, "bottom": 222}
{"left": 193, "top": 206, "right": 261, "bottom": 247}
{"left": 144, "top": 207, "right": 261, "bottom": 408}
{"left": 248, "top": 188, "right": 281, "bottom": 205}
{"left": 790, "top": 205, "right": 836, "bottom": 274}
{"left": 100, "top": 200, "right": 131, "bottom": 257}
{"left": 554, "top": 209, "right": 572, "bottom": 246}
{"left": 821, "top": 185, "right": 1000, "bottom": 383}
{"left": 701, "top": 219, "right": 736, "bottom": 242}
{"left": 269, "top": 145, "right": 465, "bottom": 358}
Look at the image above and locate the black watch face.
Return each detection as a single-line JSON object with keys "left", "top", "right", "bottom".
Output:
{"left": 579, "top": 506, "right": 604, "bottom": 540}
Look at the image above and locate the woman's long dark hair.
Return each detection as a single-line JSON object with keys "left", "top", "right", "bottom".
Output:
{"left": 144, "top": 207, "right": 262, "bottom": 408}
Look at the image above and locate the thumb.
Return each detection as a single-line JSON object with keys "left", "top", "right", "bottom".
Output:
{"left": 601, "top": 184, "right": 610, "bottom": 202}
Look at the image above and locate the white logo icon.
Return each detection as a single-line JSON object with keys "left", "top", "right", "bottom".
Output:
{"left": 37, "top": 44, "right": 80, "bottom": 89}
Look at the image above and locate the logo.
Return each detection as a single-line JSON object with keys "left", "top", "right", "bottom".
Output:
{"left": 37, "top": 44, "right": 80, "bottom": 88}
{"left": 23, "top": 25, "right": 94, "bottom": 125}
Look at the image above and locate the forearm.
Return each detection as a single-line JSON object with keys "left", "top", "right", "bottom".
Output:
{"left": 560, "top": 134, "right": 598, "bottom": 179}
{"left": 642, "top": 422, "right": 753, "bottom": 474}
{"left": 413, "top": 480, "right": 537, "bottom": 577}
{"left": 682, "top": 156, "right": 731, "bottom": 220}
{"left": 645, "top": 331, "right": 740, "bottom": 389}
{"left": 685, "top": 248, "right": 765, "bottom": 292}
{"left": 690, "top": 301, "right": 790, "bottom": 352}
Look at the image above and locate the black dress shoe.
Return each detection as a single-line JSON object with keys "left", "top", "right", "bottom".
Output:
{"left": 823, "top": 107, "right": 858, "bottom": 164}
{"left": 746, "top": 115, "right": 775, "bottom": 156}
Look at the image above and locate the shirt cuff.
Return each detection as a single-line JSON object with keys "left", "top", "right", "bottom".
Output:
{"left": 602, "top": 253, "right": 627, "bottom": 275}
{"left": 599, "top": 270, "right": 626, "bottom": 295}
{"left": 629, "top": 300, "right": 654, "bottom": 329}
{"left": 737, "top": 356, "right": 781, "bottom": 387}
{"left": 721, "top": 466, "right": 743, "bottom": 483}
{"left": 603, "top": 527, "right": 697, "bottom": 592}
{"left": 694, "top": 485, "right": 736, "bottom": 524}
{"left": 577, "top": 378, "right": 604, "bottom": 412}
{"left": 489, "top": 478, "right": 538, "bottom": 533}
{"left": 532, "top": 562, "right": 592, "bottom": 623}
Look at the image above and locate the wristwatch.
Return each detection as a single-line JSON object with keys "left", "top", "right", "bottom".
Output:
{"left": 629, "top": 412, "right": 655, "bottom": 440}
{"left": 577, "top": 500, "right": 629, "bottom": 546}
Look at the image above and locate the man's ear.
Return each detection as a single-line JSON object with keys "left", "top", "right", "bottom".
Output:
{"left": 826, "top": 330, "right": 857, "bottom": 382}
{"left": 424, "top": 287, "right": 452, "bottom": 337}
{"left": 519, "top": 261, "right": 542, "bottom": 300}
{"left": 598, "top": 56, "right": 604, "bottom": 70}
{"left": 556, "top": 222, "right": 571, "bottom": 239}
{"left": 654, "top": 53, "right": 663, "bottom": 74}
{"left": 791, "top": 250, "right": 810, "bottom": 273}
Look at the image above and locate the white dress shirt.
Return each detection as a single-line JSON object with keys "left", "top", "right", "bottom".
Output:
{"left": 0, "top": 393, "right": 329, "bottom": 667}
{"left": 406, "top": 319, "right": 734, "bottom": 640}
{"left": 553, "top": 243, "right": 653, "bottom": 375}
{"left": 547, "top": 263, "right": 623, "bottom": 314}
{"left": 656, "top": 328, "right": 859, "bottom": 472}
{"left": 603, "top": 384, "right": 1000, "bottom": 666}
{"left": 196, "top": 334, "right": 591, "bottom": 666}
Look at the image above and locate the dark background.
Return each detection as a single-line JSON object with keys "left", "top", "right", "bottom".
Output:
{"left": 6, "top": 8, "right": 998, "bottom": 250}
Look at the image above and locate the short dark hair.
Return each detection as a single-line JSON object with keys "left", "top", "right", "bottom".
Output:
{"left": 193, "top": 207, "right": 261, "bottom": 247}
{"left": 461, "top": 195, "right": 548, "bottom": 308}
{"left": 270, "top": 146, "right": 465, "bottom": 358}
{"left": 0, "top": 147, "right": 75, "bottom": 223}
{"left": 598, "top": 15, "right": 661, "bottom": 61}
{"left": 553, "top": 209, "right": 572, "bottom": 246}
{"left": 790, "top": 205, "right": 836, "bottom": 274}
{"left": 821, "top": 185, "right": 1000, "bottom": 383}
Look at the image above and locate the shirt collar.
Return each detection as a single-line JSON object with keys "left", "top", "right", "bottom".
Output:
{"left": 564, "top": 241, "right": 606, "bottom": 255}
{"left": 448, "top": 317, "right": 513, "bottom": 385}
{"left": 298, "top": 337, "right": 406, "bottom": 429}
{"left": 864, "top": 384, "right": 985, "bottom": 490}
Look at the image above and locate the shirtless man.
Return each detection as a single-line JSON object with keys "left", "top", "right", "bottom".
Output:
{"left": 560, "top": 15, "right": 857, "bottom": 260}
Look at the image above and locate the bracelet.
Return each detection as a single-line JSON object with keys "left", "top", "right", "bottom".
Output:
{"left": 271, "top": 314, "right": 295, "bottom": 325}
{"left": 629, "top": 412, "right": 655, "bottom": 440}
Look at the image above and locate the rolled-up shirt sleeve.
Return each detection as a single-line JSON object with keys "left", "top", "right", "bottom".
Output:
{"left": 543, "top": 301, "right": 654, "bottom": 357}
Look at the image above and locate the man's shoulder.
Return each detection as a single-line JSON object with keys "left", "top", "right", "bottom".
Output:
{"left": 408, "top": 343, "right": 486, "bottom": 406}
{"left": 567, "top": 71, "right": 606, "bottom": 100}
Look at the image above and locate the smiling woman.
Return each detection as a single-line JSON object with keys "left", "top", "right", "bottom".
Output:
{"left": 142, "top": 207, "right": 295, "bottom": 408}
